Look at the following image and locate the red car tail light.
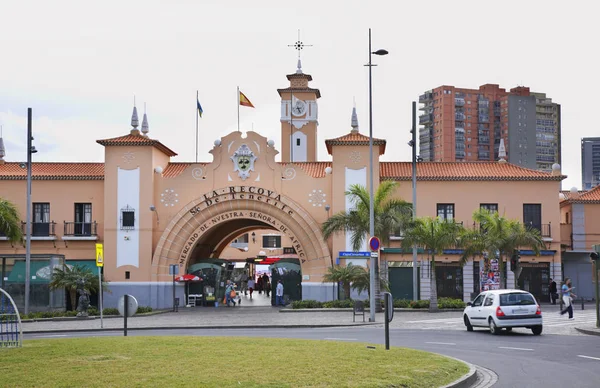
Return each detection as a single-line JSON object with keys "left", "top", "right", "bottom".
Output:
{"left": 496, "top": 306, "right": 505, "bottom": 317}
{"left": 536, "top": 305, "right": 542, "bottom": 315}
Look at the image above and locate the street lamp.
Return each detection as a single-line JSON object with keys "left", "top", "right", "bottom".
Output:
{"left": 24, "top": 108, "right": 37, "bottom": 315}
{"left": 409, "top": 101, "right": 418, "bottom": 301}
{"left": 365, "top": 28, "right": 388, "bottom": 322}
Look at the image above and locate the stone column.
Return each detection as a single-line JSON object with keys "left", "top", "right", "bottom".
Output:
{"left": 462, "top": 260, "right": 474, "bottom": 302}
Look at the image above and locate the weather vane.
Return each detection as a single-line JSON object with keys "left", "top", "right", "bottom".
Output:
{"left": 288, "top": 29, "right": 313, "bottom": 60}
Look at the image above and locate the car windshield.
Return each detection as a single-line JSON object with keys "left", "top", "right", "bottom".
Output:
{"left": 499, "top": 293, "right": 536, "bottom": 306}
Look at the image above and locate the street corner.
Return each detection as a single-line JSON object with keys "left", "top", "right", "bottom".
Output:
{"left": 575, "top": 326, "right": 600, "bottom": 337}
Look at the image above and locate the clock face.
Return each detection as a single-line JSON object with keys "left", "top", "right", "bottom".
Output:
{"left": 292, "top": 100, "right": 307, "bottom": 116}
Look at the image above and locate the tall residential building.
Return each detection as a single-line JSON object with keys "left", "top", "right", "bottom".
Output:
{"left": 419, "top": 84, "right": 561, "bottom": 171}
{"left": 581, "top": 137, "right": 600, "bottom": 189}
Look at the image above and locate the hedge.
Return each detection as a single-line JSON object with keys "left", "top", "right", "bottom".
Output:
{"left": 291, "top": 298, "right": 465, "bottom": 310}
{"left": 18, "top": 306, "right": 153, "bottom": 320}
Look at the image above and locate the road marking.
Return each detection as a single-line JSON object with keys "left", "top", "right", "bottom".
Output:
{"left": 425, "top": 342, "right": 456, "bottom": 346}
{"left": 32, "top": 334, "right": 68, "bottom": 338}
{"left": 577, "top": 355, "right": 600, "bottom": 361}
{"left": 323, "top": 338, "right": 357, "bottom": 341}
{"left": 498, "top": 346, "right": 534, "bottom": 351}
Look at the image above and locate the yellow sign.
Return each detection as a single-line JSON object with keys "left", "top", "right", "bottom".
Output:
{"left": 95, "top": 243, "right": 104, "bottom": 267}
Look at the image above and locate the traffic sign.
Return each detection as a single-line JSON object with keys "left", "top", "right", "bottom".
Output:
{"left": 368, "top": 236, "right": 380, "bottom": 252}
{"left": 95, "top": 243, "right": 104, "bottom": 267}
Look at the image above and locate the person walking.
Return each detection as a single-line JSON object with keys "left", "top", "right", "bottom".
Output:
{"left": 247, "top": 277, "right": 255, "bottom": 299}
{"left": 225, "top": 280, "right": 236, "bottom": 307}
{"left": 262, "top": 273, "right": 270, "bottom": 297}
{"left": 241, "top": 272, "right": 249, "bottom": 296}
{"left": 276, "top": 280, "right": 284, "bottom": 306}
{"left": 549, "top": 278, "right": 558, "bottom": 305}
{"left": 559, "top": 277, "right": 576, "bottom": 320}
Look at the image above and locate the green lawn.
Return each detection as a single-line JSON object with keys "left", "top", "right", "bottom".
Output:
{"left": 0, "top": 337, "right": 468, "bottom": 387}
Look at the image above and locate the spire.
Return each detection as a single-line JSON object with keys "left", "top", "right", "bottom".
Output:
{"left": 141, "top": 102, "right": 149, "bottom": 136}
{"left": 498, "top": 138, "right": 507, "bottom": 163}
{"left": 296, "top": 58, "right": 303, "bottom": 74}
{"left": 351, "top": 105, "right": 359, "bottom": 133}
{"left": 130, "top": 96, "right": 140, "bottom": 135}
{"left": 0, "top": 125, "right": 5, "bottom": 164}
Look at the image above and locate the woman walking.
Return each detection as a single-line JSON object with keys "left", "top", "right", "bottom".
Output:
{"left": 559, "top": 278, "right": 576, "bottom": 320}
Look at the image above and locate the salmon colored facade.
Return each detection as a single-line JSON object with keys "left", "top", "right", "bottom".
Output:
{"left": 0, "top": 65, "right": 567, "bottom": 309}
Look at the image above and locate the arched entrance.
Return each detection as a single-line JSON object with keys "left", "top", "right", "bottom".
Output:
{"left": 151, "top": 186, "right": 331, "bottom": 300}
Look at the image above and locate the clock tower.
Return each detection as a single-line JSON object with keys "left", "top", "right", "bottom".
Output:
{"left": 277, "top": 59, "right": 321, "bottom": 162}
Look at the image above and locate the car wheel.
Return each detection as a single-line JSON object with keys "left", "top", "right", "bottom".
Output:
{"left": 531, "top": 325, "right": 543, "bottom": 336}
{"left": 505, "top": 328, "right": 512, "bottom": 332}
{"left": 489, "top": 318, "right": 499, "bottom": 335}
{"left": 464, "top": 315, "right": 473, "bottom": 332}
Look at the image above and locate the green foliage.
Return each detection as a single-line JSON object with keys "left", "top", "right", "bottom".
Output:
{"left": 322, "top": 263, "right": 365, "bottom": 299}
{"left": 409, "top": 300, "right": 430, "bottom": 309}
{"left": 0, "top": 198, "right": 23, "bottom": 243}
{"left": 393, "top": 299, "right": 411, "bottom": 308}
{"left": 291, "top": 300, "right": 323, "bottom": 309}
{"left": 49, "top": 264, "right": 110, "bottom": 311}
{"left": 437, "top": 297, "right": 466, "bottom": 309}
{"left": 136, "top": 306, "right": 153, "bottom": 314}
{"left": 322, "top": 300, "right": 354, "bottom": 308}
{"left": 103, "top": 308, "right": 120, "bottom": 316}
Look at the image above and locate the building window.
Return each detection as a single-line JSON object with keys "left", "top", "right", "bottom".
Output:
{"left": 523, "top": 204, "right": 542, "bottom": 232}
{"left": 121, "top": 205, "right": 135, "bottom": 230}
{"left": 33, "top": 202, "right": 50, "bottom": 236}
{"left": 233, "top": 234, "right": 249, "bottom": 244}
{"left": 262, "top": 235, "right": 282, "bottom": 249}
{"left": 480, "top": 203, "right": 498, "bottom": 213}
{"left": 74, "top": 203, "right": 92, "bottom": 235}
{"left": 437, "top": 204, "right": 454, "bottom": 221}
{"left": 296, "top": 139, "right": 301, "bottom": 146}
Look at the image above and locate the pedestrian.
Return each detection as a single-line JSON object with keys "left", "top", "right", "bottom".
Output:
{"left": 225, "top": 279, "right": 236, "bottom": 307}
{"left": 257, "top": 275, "right": 263, "bottom": 294}
{"left": 262, "top": 273, "right": 270, "bottom": 297}
{"left": 241, "top": 272, "right": 249, "bottom": 296}
{"left": 247, "top": 277, "right": 255, "bottom": 299}
{"left": 276, "top": 280, "right": 284, "bottom": 306}
{"left": 549, "top": 278, "right": 558, "bottom": 305}
{"left": 559, "top": 277, "right": 576, "bottom": 320}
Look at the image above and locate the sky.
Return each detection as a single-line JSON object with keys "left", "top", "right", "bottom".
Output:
{"left": 0, "top": 0, "right": 597, "bottom": 190}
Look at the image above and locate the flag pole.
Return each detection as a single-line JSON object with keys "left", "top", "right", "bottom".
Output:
{"left": 195, "top": 90, "right": 199, "bottom": 163}
{"left": 237, "top": 86, "right": 240, "bottom": 132}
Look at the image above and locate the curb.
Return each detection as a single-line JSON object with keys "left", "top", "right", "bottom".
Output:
{"left": 281, "top": 308, "right": 464, "bottom": 313}
{"left": 575, "top": 327, "right": 600, "bottom": 336}
{"left": 20, "top": 310, "right": 170, "bottom": 323}
{"left": 439, "top": 357, "right": 478, "bottom": 388}
{"left": 23, "top": 322, "right": 378, "bottom": 335}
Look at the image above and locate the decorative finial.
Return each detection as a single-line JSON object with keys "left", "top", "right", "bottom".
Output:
{"left": 141, "top": 102, "right": 149, "bottom": 136}
{"left": 0, "top": 125, "right": 5, "bottom": 163}
{"left": 498, "top": 138, "right": 507, "bottom": 163}
{"left": 130, "top": 96, "right": 140, "bottom": 135}
{"left": 288, "top": 29, "right": 312, "bottom": 74}
{"left": 351, "top": 106, "right": 359, "bottom": 133}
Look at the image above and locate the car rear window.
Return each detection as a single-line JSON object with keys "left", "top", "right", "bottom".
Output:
{"left": 499, "top": 293, "right": 536, "bottom": 306}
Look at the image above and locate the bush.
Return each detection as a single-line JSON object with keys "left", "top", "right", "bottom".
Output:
{"left": 438, "top": 297, "right": 465, "bottom": 309}
{"left": 409, "top": 300, "right": 430, "bottom": 309}
{"left": 291, "top": 300, "right": 323, "bottom": 309}
{"left": 136, "top": 306, "right": 153, "bottom": 314}
{"left": 322, "top": 300, "right": 354, "bottom": 308}
{"left": 103, "top": 308, "right": 120, "bottom": 316}
{"left": 87, "top": 307, "right": 99, "bottom": 316}
{"left": 393, "top": 299, "right": 410, "bottom": 308}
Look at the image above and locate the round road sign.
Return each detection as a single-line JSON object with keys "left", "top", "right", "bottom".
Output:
{"left": 118, "top": 294, "right": 139, "bottom": 317}
{"left": 368, "top": 236, "right": 380, "bottom": 252}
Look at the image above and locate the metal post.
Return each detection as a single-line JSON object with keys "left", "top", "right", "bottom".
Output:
{"left": 24, "top": 108, "right": 33, "bottom": 315}
{"left": 384, "top": 292, "right": 390, "bottom": 350}
{"left": 123, "top": 294, "right": 128, "bottom": 336}
{"left": 172, "top": 272, "right": 176, "bottom": 312}
{"left": 98, "top": 267, "right": 104, "bottom": 328}
{"left": 367, "top": 28, "right": 376, "bottom": 323}
{"left": 594, "top": 260, "right": 599, "bottom": 328}
{"left": 411, "top": 101, "right": 418, "bottom": 301}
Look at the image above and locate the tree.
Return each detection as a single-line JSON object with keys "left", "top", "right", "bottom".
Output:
{"left": 351, "top": 267, "right": 390, "bottom": 299}
{"left": 471, "top": 209, "right": 545, "bottom": 289}
{"left": 49, "top": 264, "right": 109, "bottom": 310}
{"left": 401, "top": 217, "right": 464, "bottom": 311}
{"left": 322, "top": 264, "right": 364, "bottom": 300}
{"left": 0, "top": 198, "right": 23, "bottom": 243}
{"left": 321, "top": 181, "right": 412, "bottom": 308}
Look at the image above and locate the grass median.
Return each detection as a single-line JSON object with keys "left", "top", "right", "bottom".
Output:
{"left": 0, "top": 337, "right": 468, "bottom": 387}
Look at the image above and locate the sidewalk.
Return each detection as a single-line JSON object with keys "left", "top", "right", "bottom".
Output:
{"left": 21, "top": 307, "right": 381, "bottom": 334}
{"left": 575, "top": 325, "right": 600, "bottom": 336}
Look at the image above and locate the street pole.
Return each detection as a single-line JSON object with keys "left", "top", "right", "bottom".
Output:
{"left": 24, "top": 108, "right": 33, "bottom": 315}
{"left": 595, "top": 260, "right": 599, "bottom": 328}
{"left": 411, "top": 101, "right": 418, "bottom": 301}
{"left": 98, "top": 268, "right": 104, "bottom": 328}
{"left": 367, "top": 28, "right": 376, "bottom": 323}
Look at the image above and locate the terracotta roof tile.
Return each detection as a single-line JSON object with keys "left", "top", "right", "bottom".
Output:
{"left": 162, "top": 163, "right": 194, "bottom": 178}
{"left": 277, "top": 87, "right": 321, "bottom": 98}
{"left": 96, "top": 133, "right": 177, "bottom": 157}
{"left": 561, "top": 185, "right": 600, "bottom": 204}
{"left": 380, "top": 162, "right": 564, "bottom": 181}
{"left": 325, "top": 132, "right": 386, "bottom": 154}
{"left": 280, "top": 162, "right": 332, "bottom": 178}
{"left": 0, "top": 162, "right": 104, "bottom": 180}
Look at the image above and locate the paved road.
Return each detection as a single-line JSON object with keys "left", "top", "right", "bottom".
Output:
{"left": 26, "top": 327, "right": 600, "bottom": 388}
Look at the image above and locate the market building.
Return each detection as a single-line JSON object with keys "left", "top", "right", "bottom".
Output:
{"left": 0, "top": 63, "right": 566, "bottom": 310}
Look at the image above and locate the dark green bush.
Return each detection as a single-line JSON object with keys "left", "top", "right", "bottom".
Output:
{"left": 87, "top": 307, "right": 99, "bottom": 316}
{"left": 393, "top": 299, "right": 410, "bottom": 308}
{"left": 322, "top": 300, "right": 354, "bottom": 308}
{"left": 409, "top": 300, "right": 430, "bottom": 309}
{"left": 103, "top": 308, "right": 120, "bottom": 316}
{"left": 438, "top": 297, "right": 465, "bottom": 309}
{"left": 136, "top": 306, "right": 153, "bottom": 314}
{"left": 291, "top": 300, "right": 323, "bottom": 309}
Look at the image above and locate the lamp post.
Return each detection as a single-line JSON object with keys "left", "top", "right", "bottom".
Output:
{"left": 365, "top": 28, "right": 388, "bottom": 322}
{"left": 24, "top": 108, "right": 37, "bottom": 315}
{"left": 410, "top": 101, "right": 418, "bottom": 301}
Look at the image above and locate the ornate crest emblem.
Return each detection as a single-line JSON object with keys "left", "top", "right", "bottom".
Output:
{"left": 231, "top": 144, "right": 257, "bottom": 180}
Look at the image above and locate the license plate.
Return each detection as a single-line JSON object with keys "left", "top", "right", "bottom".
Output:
{"left": 513, "top": 308, "right": 528, "bottom": 314}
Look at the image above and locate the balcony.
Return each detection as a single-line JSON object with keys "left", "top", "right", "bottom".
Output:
{"left": 494, "top": 107, "right": 501, "bottom": 116}
{"left": 419, "top": 114, "right": 433, "bottom": 124}
{"left": 419, "top": 93, "right": 433, "bottom": 103}
{"left": 21, "top": 221, "right": 57, "bottom": 239}
{"left": 478, "top": 151, "right": 490, "bottom": 160}
{"left": 63, "top": 221, "right": 98, "bottom": 240}
{"left": 525, "top": 223, "right": 551, "bottom": 238}
{"left": 455, "top": 113, "right": 465, "bottom": 121}
{"left": 478, "top": 136, "right": 490, "bottom": 144}
{"left": 455, "top": 98, "right": 465, "bottom": 107}
{"left": 479, "top": 115, "right": 490, "bottom": 123}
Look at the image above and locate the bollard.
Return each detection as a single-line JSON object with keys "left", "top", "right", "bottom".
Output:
{"left": 581, "top": 297, "right": 584, "bottom": 310}
{"left": 124, "top": 294, "right": 128, "bottom": 337}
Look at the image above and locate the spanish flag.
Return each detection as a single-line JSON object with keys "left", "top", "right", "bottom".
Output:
{"left": 239, "top": 90, "right": 255, "bottom": 108}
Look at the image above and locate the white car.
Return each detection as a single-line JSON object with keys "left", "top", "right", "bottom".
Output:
{"left": 463, "top": 289, "right": 543, "bottom": 335}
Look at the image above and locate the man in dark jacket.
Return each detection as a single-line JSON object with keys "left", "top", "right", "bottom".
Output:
{"left": 549, "top": 278, "right": 558, "bottom": 305}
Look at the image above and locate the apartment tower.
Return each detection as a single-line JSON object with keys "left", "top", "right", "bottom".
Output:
{"left": 581, "top": 137, "right": 600, "bottom": 190}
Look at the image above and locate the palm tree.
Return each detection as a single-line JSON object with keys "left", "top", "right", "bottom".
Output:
{"left": 401, "top": 217, "right": 464, "bottom": 311}
{"left": 321, "top": 181, "right": 412, "bottom": 308}
{"left": 471, "top": 209, "right": 545, "bottom": 289}
{"left": 0, "top": 198, "right": 23, "bottom": 243}
{"left": 49, "top": 264, "right": 109, "bottom": 310}
{"left": 322, "top": 264, "right": 365, "bottom": 300}
{"left": 351, "top": 267, "right": 390, "bottom": 299}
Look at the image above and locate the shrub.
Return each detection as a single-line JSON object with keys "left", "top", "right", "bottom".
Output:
{"left": 393, "top": 299, "right": 410, "bottom": 308}
{"left": 291, "top": 300, "right": 323, "bottom": 309}
{"left": 87, "top": 307, "right": 99, "bottom": 316}
{"left": 409, "top": 300, "right": 430, "bottom": 309}
{"left": 103, "top": 308, "right": 120, "bottom": 316}
{"left": 438, "top": 297, "right": 465, "bottom": 309}
{"left": 322, "top": 300, "right": 354, "bottom": 308}
{"left": 136, "top": 306, "right": 153, "bottom": 314}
